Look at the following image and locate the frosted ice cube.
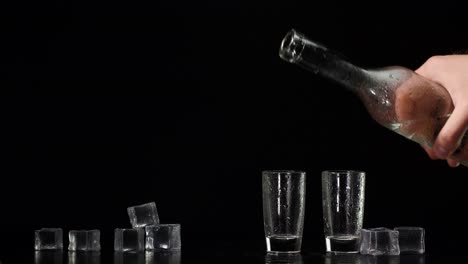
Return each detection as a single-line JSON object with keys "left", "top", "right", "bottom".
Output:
{"left": 114, "top": 228, "right": 145, "bottom": 252}
{"left": 145, "top": 224, "right": 181, "bottom": 251}
{"left": 127, "top": 202, "right": 160, "bottom": 228}
{"left": 68, "top": 230, "right": 101, "bottom": 251}
{"left": 360, "top": 228, "right": 400, "bottom": 256}
{"left": 35, "top": 228, "right": 63, "bottom": 251}
{"left": 394, "top": 227, "right": 425, "bottom": 254}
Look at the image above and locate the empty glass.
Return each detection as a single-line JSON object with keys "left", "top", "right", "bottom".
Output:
{"left": 322, "top": 170, "right": 365, "bottom": 254}
{"left": 262, "top": 170, "right": 306, "bottom": 254}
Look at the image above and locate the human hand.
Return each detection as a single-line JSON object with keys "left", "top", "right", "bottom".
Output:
{"left": 415, "top": 55, "right": 468, "bottom": 167}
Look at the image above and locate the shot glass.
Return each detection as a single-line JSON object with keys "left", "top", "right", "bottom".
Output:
{"left": 262, "top": 170, "right": 306, "bottom": 254}
{"left": 322, "top": 170, "right": 365, "bottom": 254}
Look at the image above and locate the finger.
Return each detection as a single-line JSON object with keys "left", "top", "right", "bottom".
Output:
{"left": 421, "top": 145, "right": 438, "bottom": 160}
{"left": 447, "top": 159, "right": 460, "bottom": 168}
{"left": 433, "top": 107, "right": 468, "bottom": 159}
{"left": 415, "top": 56, "right": 444, "bottom": 81}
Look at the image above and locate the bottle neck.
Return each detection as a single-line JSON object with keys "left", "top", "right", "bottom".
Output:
{"left": 279, "top": 30, "right": 368, "bottom": 91}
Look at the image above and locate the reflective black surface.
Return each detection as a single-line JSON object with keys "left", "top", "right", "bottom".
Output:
{"left": 3, "top": 250, "right": 468, "bottom": 264}
{"left": 29, "top": 251, "right": 182, "bottom": 264}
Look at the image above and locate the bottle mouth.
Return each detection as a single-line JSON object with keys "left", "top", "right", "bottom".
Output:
{"left": 279, "top": 29, "right": 305, "bottom": 63}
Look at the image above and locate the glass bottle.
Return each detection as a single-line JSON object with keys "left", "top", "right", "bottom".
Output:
{"left": 279, "top": 29, "right": 468, "bottom": 166}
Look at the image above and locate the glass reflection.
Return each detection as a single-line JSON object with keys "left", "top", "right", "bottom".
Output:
{"left": 324, "top": 254, "right": 365, "bottom": 264}
{"left": 399, "top": 255, "right": 425, "bottom": 264}
{"left": 145, "top": 251, "right": 181, "bottom": 264}
{"left": 34, "top": 251, "right": 63, "bottom": 264}
{"left": 114, "top": 252, "right": 145, "bottom": 264}
{"left": 323, "top": 254, "right": 425, "bottom": 264}
{"left": 68, "top": 251, "right": 101, "bottom": 264}
{"left": 265, "top": 253, "right": 303, "bottom": 264}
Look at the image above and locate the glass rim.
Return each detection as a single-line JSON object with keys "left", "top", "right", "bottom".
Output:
{"left": 362, "top": 228, "right": 399, "bottom": 234}
{"left": 279, "top": 29, "right": 305, "bottom": 63}
{"left": 322, "top": 170, "right": 365, "bottom": 175}
{"left": 145, "top": 224, "right": 180, "bottom": 228}
{"left": 262, "top": 170, "right": 306, "bottom": 175}
{"left": 361, "top": 227, "right": 397, "bottom": 233}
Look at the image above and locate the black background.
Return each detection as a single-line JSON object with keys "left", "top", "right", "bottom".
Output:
{"left": 2, "top": 0, "right": 468, "bottom": 260}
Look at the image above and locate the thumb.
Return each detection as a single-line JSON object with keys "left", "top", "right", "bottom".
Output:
{"left": 433, "top": 107, "right": 468, "bottom": 159}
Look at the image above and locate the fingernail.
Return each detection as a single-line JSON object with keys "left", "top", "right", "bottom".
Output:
{"left": 435, "top": 146, "right": 449, "bottom": 159}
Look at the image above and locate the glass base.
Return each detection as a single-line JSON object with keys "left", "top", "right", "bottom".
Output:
{"left": 266, "top": 235, "right": 301, "bottom": 254}
{"left": 325, "top": 235, "right": 360, "bottom": 254}
{"left": 267, "top": 250, "right": 301, "bottom": 255}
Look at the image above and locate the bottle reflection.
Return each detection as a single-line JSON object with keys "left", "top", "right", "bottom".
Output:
{"left": 265, "top": 253, "right": 303, "bottom": 264}
{"left": 68, "top": 251, "right": 101, "bottom": 264}
{"left": 34, "top": 251, "right": 63, "bottom": 264}
{"left": 145, "top": 251, "right": 181, "bottom": 264}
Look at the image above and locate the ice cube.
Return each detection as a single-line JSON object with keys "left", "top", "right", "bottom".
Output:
{"left": 35, "top": 228, "right": 63, "bottom": 251}
{"left": 68, "top": 230, "right": 101, "bottom": 251}
{"left": 145, "top": 224, "right": 181, "bottom": 251}
{"left": 114, "top": 228, "right": 145, "bottom": 252}
{"left": 394, "top": 227, "right": 425, "bottom": 254}
{"left": 360, "top": 228, "right": 400, "bottom": 256}
{"left": 127, "top": 202, "right": 160, "bottom": 228}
